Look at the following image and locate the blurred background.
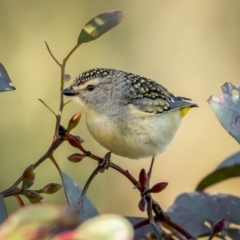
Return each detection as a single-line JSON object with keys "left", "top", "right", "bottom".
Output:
{"left": 0, "top": 0, "right": 240, "bottom": 217}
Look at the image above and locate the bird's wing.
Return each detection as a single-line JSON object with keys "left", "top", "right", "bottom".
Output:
{"left": 130, "top": 96, "right": 197, "bottom": 114}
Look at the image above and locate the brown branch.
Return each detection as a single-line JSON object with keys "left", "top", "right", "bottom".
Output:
{"left": 45, "top": 41, "right": 61, "bottom": 67}
{"left": 166, "top": 220, "right": 195, "bottom": 239}
{"left": 2, "top": 39, "right": 80, "bottom": 195}
{"left": 73, "top": 142, "right": 195, "bottom": 240}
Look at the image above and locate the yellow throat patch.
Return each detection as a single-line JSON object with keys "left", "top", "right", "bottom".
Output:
{"left": 180, "top": 106, "right": 191, "bottom": 117}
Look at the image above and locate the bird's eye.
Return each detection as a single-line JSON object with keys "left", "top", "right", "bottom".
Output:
{"left": 86, "top": 85, "right": 95, "bottom": 91}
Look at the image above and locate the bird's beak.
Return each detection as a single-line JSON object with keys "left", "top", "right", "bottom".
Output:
{"left": 62, "top": 87, "right": 77, "bottom": 96}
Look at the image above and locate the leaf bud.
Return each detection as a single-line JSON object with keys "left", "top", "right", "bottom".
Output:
{"left": 138, "top": 197, "right": 147, "bottom": 212}
{"left": 38, "top": 183, "right": 62, "bottom": 194}
{"left": 66, "top": 112, "right": 82, "bottom": 132}
{"left": 68, "top": 153, "right": 85, "bottom": 163}
{"left": 65, "top": 133, "right": 81, "bottom": 148}
{"left": 139, "top": 169, "right": 148, "bottom": 189}
{"left": 25, "top": 191, "right": 43, "bottom": 203}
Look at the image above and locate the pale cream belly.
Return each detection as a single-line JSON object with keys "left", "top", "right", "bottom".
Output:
{"left": 86, "top": 110, "right": 182, "bottom": 160}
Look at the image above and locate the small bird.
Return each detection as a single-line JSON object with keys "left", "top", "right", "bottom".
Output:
{"left": 62, "top": 68, "right": 197, "bottom": 160}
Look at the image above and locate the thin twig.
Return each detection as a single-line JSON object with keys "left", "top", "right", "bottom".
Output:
{"left": 166, "top": 220, "right": 195, "bottom": 239}
{"left": 152, "top": 200, "right": 195, "bottom": 239}
{"left": 109, "top": 162, "right": 140, "bottom": 189}
{"left": 146, "top": 195, "right": 163, "bottom": 240}
{"left": 54, "top": 63, "right": 67, "bottom": 136}
{"left": 45, "top": 41, "right": 61, "bottom": 67}
{"left": 77, "top": 143, "right": 195, "bottom": 240}
{"left": 79, "top": 166, "right": 100, "bottom": 219}
{"left": 38, "top": 99, "right": 57, "bottom": 117}
{"left": 15, "top": 195, "right": 25, "bottom": 207}
{"left": 81, "top": 166, "right": 100, "bottom": 199}
{"left": 63, "top": 43, "right": 80, "bottom": 64}
{"left": 64, "top": 100, "right": 72, "bottom": 106}
{"left": 3, "top": 39, "right": 79, "bottom": 207}
{"left": 49, "top": 155, "right": 62, "bottom": 175}
{"left": 148, "top": 156, "right": 155, "bottom": 179}
{"left": 9, "top": 138, "right": 65, "bottom": 188}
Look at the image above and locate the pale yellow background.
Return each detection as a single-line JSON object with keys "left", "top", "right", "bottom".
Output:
{"left": 0, "top": 0, "right": 240, "bottom": 220}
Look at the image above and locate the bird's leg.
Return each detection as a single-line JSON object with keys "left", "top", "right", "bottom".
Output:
{"left": 147, "top": 156, "right": 155, "bottom": 180}
{"left": 98, "top": 152, "right": 111, "bottom": 173}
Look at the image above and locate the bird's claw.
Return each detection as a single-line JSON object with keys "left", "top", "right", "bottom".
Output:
{"left": 98, "top": 152, "right": 111, "bottom": 173}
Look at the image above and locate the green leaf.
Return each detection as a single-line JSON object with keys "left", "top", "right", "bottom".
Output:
{"left": 78, "top": 10, "right": 124, "bottom": 44}
{"left": 196, "top": 151, "right": 240, "bottom": 190}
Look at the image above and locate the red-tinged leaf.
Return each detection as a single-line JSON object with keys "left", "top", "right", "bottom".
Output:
{"left": 38, "top": 183, "right": 62, "bottom": 194}
{"left": 66, "top": 112, "right": 82, "bottom": 132}
{"left": 208, "top": 82, "right": 240, "bottom": 143}
{"left": 148, "top": 182, "right": 168, "bottom": 194}
{"left": 139, "top": 169, "right": 148, "bottom": 189}
{"left": 68, "top": 153, "right": 85, "bottom": 163}
{"left": 138, "top": 197, "right": 147, "bottom": 212}
{"left": 78, "top": 10, "right": 124, "bottom": 44}
{"left": 0, "top": 204, "right": 79, "bottom": 239}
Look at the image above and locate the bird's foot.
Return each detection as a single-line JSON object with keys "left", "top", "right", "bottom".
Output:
{"left": 98, "top": 152, "right": 111, "bottom": 173}
{"left": 152, "top": 199, "right": 170, "bottom": 222}
{"left": 146, "top": 156, "right": 155, "bottom": 186}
